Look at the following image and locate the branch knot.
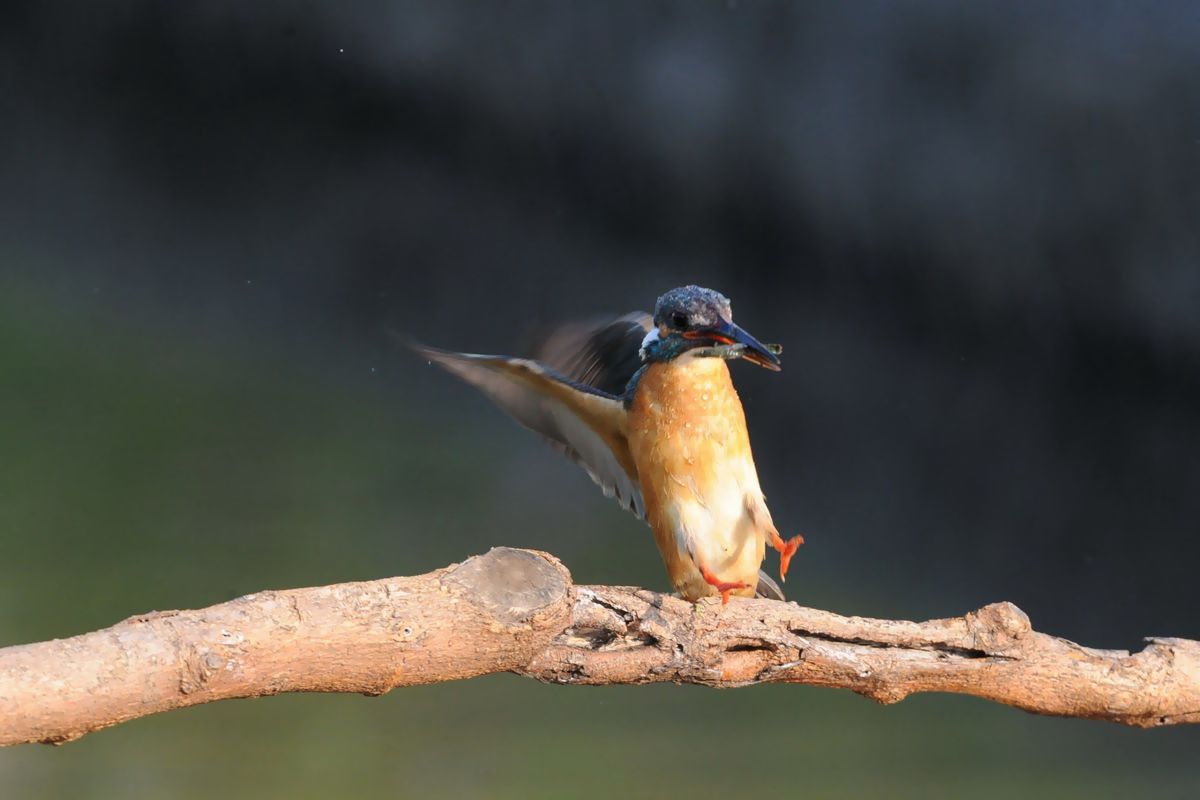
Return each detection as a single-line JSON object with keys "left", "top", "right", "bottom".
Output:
{"left": 965, "top": 601, "right": 1031, "bottom": 655}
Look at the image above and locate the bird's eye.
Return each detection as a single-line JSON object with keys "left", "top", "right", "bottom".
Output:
{"left": 670, "top": 311, "right": 689, "bottom": 329}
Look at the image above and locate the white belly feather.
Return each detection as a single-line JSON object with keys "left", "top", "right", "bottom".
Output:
{"left": 667, "top": 453, "right": 766, "bottom": 584}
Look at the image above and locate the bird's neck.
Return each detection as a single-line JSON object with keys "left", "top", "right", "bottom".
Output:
{"left": 666, "top": 351, "right": 730, "bottom": 376}
{"left": 627, "top": 354, "right": 731, "bottom": 403}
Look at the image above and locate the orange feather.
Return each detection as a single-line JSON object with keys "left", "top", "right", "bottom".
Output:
{"left": 626, "top": 356, "right": 770, "bottom": 601}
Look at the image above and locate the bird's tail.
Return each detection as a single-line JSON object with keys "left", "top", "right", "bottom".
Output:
{"left": 755, "top": 570, "right": 786, "bottom": 601}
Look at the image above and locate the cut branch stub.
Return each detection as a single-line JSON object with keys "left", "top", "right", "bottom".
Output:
{"left": 443, "top": 547, "right": 570, "bottom": 625}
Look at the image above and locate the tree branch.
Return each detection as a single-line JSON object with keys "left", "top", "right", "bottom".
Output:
{"left": 2, "top": 548, "right": 1197, "bottom": 746}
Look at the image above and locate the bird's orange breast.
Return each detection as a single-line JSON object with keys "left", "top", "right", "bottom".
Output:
{"left": 626, "top": 356, "right": 766, "bottom": 600}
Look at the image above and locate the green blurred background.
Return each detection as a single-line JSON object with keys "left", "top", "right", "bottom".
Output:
{"left": 3, "top": 291, "right": 1196, "bottom": 799}
{"left": 3, "top": 2, "right": 1200, "bottom": 797}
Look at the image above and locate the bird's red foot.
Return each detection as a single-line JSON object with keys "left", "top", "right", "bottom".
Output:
{"left": 700, "top": 566, "right": 749, "bottom": 605}
{"left": 769, "top": 530, "right": 805, "bottom": 582}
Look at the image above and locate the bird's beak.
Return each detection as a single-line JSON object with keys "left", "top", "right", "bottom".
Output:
{"left": 686, "top": 320, "right": 782, "bottom": 371}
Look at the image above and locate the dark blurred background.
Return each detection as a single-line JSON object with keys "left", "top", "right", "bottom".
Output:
{"left": 2, "top": 1, "right": 1198, "bottom": 797}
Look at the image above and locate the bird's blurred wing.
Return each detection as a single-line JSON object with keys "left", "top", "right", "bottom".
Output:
{"left": 414, "top": 344, "right": 645, "bottom": 519}
{"left": 535, "top": 312, "right": 652, "bottom": 397}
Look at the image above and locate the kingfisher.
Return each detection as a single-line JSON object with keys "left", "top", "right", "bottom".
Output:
{"left": 414, "top": 285, "right": 803, "bottom": 604}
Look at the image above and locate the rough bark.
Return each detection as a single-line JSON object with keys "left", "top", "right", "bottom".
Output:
{"left": 2, "top": 548, "right": 1197, "bottom": 746}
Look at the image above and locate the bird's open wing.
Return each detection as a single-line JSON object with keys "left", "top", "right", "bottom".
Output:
{"left": 535, "top": 312, "right": 652, "bottom": 397}
{"left": 413, "top": 344, "right": 645, "bottom": 519}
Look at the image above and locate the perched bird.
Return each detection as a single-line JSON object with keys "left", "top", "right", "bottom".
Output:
{"left": 414, "top": 285, "right": 803, "bottom": 604}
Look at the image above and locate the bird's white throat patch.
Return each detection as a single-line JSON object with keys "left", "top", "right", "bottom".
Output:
{"left": 639, "top": 327, "right": 660, "bottom": 360}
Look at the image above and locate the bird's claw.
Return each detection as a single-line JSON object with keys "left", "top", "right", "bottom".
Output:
{"left": 700, "top": 566, "right": 749, "bottom": 605}
{"left": 770, "top": 531, "right": 805, "bottom": 582}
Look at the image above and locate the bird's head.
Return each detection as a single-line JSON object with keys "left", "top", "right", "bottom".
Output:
{"left": 643, "top": 285, "right": 782, "bottom": 371}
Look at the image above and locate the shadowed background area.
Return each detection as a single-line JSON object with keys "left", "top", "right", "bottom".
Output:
{"left": 2, "top": 1, "right": 1198, "bottom": 796}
